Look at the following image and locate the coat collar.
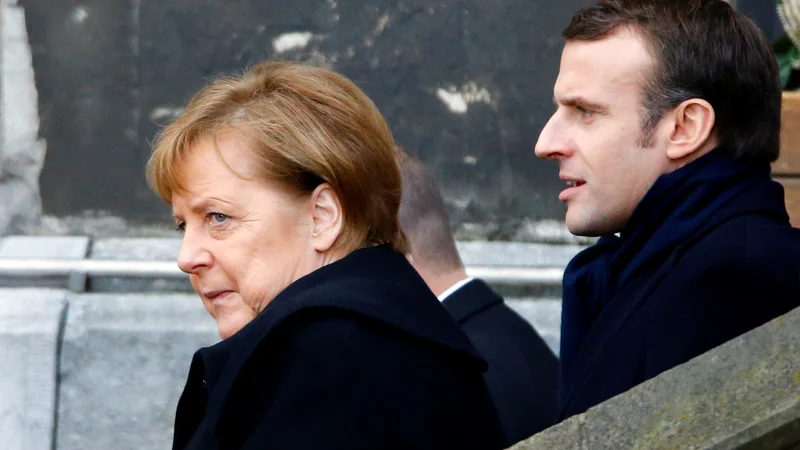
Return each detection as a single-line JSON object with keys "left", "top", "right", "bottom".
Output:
{"left": 441, "top": 279, "right": 503, "bottom": 323}
{"left": 557, "top": 173, "right": 791, "bottom": 419}
{"left": 196, "top": 244, "right": 489, "bottom": 426}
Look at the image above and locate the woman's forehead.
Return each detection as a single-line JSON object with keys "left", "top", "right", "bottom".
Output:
{"left": 186, "top": 134, "right": 259, "bottom": 180}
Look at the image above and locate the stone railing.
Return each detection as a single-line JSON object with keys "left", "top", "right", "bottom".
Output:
{"left": 511, "top": 306, "right": 800, "bottom": 450}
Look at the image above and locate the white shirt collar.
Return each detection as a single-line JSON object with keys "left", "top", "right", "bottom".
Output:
{"left": 437, "top": 277, "right": 474, "bottom": 302}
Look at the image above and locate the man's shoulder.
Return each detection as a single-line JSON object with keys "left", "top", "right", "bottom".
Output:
{"left": 681, "top": 213, "right": 800, "bottom": 270}
{"left": 449, "top": 281, "right": 547, "bottom": 344}
{"left": 650, "top": 214, "right": 800, "bottom": 310}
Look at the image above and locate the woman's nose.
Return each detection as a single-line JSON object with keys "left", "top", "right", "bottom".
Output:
{"left": 177, "top": 232, "right": 213, "bottom": 274}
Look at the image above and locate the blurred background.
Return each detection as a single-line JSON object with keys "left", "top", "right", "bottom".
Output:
{"left": 0, "top": 0, "right": 776, "bottom": 242}
{"left": 0, "top": 1, "right": 794, "bottom": 449}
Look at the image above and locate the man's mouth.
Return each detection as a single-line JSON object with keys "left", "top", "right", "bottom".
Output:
{"left": 559, "top": 179, "right": 586, "bottom": 201}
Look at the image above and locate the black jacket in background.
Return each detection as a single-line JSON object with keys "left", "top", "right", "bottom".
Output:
{"left": 442, "top": 279, "right": 559, "bottom": 445}
{"left": 172, "top": 245, "right": 506, "bottom": 450}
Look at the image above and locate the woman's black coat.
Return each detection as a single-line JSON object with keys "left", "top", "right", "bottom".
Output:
{"left": 173, "top": 245, "right": 507, "bottom": 450}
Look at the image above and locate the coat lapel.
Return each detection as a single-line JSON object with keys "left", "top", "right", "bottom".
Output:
{"left": 557, "top": 260, "right": 671, "bottom": 418}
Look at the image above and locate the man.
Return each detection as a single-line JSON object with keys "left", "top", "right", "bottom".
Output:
{"left": 396, "top": 147, "right": 559, "bottom": 445}
{"left": 535, "top": 0, "right": 800, "bottom": 421}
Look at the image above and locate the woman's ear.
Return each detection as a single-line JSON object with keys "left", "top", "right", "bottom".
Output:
{"left": 308, "top": 183, "right": 344, "bottom": 252}
{"left": 665, "top": 98, "right": 717, "bottom": 161}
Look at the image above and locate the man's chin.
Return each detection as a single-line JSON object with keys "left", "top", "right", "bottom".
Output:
{"left": 566, "top": 212, "right": 612, "bottom": 238}
{"left": 566, "top": 215, "right": 594, "bottom": 237}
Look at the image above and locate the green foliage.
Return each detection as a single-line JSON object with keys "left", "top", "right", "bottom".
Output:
{"left": 776, "top": 0, "right": 800, "bottom": 90}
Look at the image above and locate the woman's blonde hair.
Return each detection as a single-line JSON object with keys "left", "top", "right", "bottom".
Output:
{"left": 147, "top": 61, "right": 408, "bottom": 254}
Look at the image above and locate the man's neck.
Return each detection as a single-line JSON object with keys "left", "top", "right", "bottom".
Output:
{"left": 421, "top": 266, "right": 469, "bottom": 298}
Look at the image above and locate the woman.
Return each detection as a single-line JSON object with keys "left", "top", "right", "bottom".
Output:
{"left": 147, "top": 61, "right": 506, "bottom": 450}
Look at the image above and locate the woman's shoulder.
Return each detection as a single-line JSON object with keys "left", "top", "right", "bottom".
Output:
{"left": 269, "top": 307, "right": 409, "bottom": 352}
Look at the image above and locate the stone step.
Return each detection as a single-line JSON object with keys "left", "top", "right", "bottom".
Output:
{"left": 0, "top": 289, "right": 66, "bottom": 450}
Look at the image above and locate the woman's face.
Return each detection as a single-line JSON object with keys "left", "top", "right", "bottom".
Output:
{"left": 172, "top": 134, "right": 328, "bottom": 339}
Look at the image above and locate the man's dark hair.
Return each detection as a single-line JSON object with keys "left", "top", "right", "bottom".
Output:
{"left": 395, "top": 146, "right": 464, "bottom": 272}
{"left": 564, "top": 0, "right": 782, "bottom": 162}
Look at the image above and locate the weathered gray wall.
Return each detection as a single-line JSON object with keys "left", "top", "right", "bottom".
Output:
{"left": 16, "top": 0, "right": 596, "bottom": 237}
{"left": 2, "top": 1, "right": 778, "bottom": 238}
{"left": 1, "top": 0, "right": 45, "bottom": 235}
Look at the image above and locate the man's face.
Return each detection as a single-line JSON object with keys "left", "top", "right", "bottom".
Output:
{"left": 535, "top": 29, "right": 673, "bottom": 236}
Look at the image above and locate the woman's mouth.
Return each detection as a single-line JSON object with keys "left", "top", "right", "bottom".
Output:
{"left": 204, "top": 290, "right": 233, "bottom": 301}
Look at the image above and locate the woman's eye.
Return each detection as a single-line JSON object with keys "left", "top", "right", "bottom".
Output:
{"left": 209, "top": 213, "right": 229, "bottom": 224}
{"left": 175, "top": 222, "right": 186, "bottom": 233}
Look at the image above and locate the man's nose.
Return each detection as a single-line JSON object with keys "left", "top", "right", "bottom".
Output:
{"left": 535, "top": 114, "right": 573, "bottom": 161}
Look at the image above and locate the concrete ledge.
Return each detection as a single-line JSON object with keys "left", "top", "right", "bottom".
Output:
{"left": 456, "top": 241, "right": 584, "bottom": 267}
{"left": 0, "top": 289, "right": 67, "bottom": 450}
{"left": 0, "top": 236, "right": 89, "bottom": 289}
{"left": 511, "top": 307, "right": 800, "bottom": 450}
{"left": 54, "top": 237, "right": 579, "bottom": 294}
{"left": 87, "top": 238, "right": 190, "bottom": 292}
{"left": 57, "top": 293, "right": 217, "bottom": 450}
{"left": 89, "top": 238, "right": 181, "bottom": 261}
{"left": 87, "top": 238, "right": 585, "bottom": 266}
{"left": 0, "top": 236, "right": 89, "bottom": 259}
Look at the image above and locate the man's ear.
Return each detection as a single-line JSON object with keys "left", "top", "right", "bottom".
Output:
{"left": 308, "top": 183, "right": 344, "bottom": 252}
{"left": 664, "top": 98, "right": 717, "bottom": 161}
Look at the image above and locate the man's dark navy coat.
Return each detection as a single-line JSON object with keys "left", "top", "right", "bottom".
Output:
{"left": 559, "top": 150, "right": 800, "bottom": 420}
{"left": 172, "top": 245, "right": 506, "bottom": 450}
{"left": 442, "top": 279, "right": 559, "bottom": 445}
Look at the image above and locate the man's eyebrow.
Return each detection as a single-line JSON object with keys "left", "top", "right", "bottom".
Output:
{"left": 554, "top": 95, "right": 609, "bottom": 111}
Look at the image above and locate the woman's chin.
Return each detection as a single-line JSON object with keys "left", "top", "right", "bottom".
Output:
{"left": 215, "top": 314, "right": 255, "bottom": 340}
{"left": 217, "top": 325, "right": 234, "bottom": 340}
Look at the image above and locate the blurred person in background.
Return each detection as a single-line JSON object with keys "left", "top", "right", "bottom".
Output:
{"left": 535, "top": 0, "right": 800, "bottom": 421}
{"left": 148, "top": 61, "right": 506, "bottom": 450}
{"left": 396, "top": 146, "right": 559, "bottom": 446}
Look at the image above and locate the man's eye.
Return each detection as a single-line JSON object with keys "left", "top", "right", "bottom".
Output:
{"left": 577, "top": 106, "right": 593, "bottom": 118}
{"left": 175, "top": 222, "right": 186, "bottom": 233}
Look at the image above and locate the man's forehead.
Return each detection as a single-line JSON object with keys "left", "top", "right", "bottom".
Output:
{"left": 556, "top": 31, "right": 653, "bottom": 99}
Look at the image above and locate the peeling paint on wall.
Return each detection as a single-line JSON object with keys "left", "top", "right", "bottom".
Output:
{"left": 436, "top": 88, "right": 468, "bottom": 114}
{"left": 70, "top": 6, "right": 88, "bottom": 24}
{"left": 149, "top": 107, "right": 185, "bottom": 123}
{"left": 435, "top": 82, "right": 495, "bottom": 114}
{"left": 374, "top": 13, "right": 390, "bottom": 35}
{"left": 272, "top": 32, "right": 315, "bottom": 54}
{"left": 1, "top": 2, "right": 45, "bottom": 235}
